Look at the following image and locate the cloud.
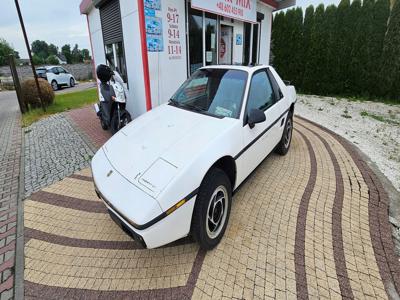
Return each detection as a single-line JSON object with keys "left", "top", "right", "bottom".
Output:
{"left": 0, "top": 0, "right": 90, "bottom": 58}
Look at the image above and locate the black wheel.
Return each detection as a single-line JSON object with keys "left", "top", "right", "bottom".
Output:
{"left": 51, "top": 80, "right": 58, "bottom": 91}
{"left": 191, "top": 168, "right": 232, "bottom": 250}
{"left": 100, "top": 118, "right": 108, "bottom": 130}
{"left": 275, "top": 112, "right": 293, "bottom": 156}
{"left": 110, "top": 111, "right": 119, "bottom": 135}
{"left": 120, "top": 111, "right": 132, "bottom": 129}
{"left": 70, "top": 78, "right": 75, "bottom": 87}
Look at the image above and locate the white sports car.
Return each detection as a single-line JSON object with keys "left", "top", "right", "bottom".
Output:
{"left": 92, "top": 65, "right": 296, "bottom": 249}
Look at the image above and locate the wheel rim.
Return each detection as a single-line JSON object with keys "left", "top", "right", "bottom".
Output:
{"left": 206, "top": 185, "right": 228, "bottom": 239}
{"left": 284, "top": 118, "right": 293, "bottom": 149}
{"left": 70, "top": 79, "right": 74, "bottom": 86}
{"left": 52, "top": 82, "right": 57, "bottom": 90}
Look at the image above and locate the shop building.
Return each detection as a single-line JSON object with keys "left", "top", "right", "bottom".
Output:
{"left": 80, "top": 0, "right": 295, "bottom": 117}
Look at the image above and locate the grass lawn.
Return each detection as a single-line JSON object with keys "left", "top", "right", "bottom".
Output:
{"left": 22, "top": 88, "right": 97, "bottom": 127}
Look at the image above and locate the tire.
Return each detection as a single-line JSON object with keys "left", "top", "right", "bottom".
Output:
{"left": 120, "top": 111, "right": 132, "bottom": 128}
{"left": 51, "top": 80, "right": 58, "bottom": 91}
{"left": 110, "top": 111, "right": 119, "bottom": 135}
{"left": 275, "top": 111, "right": 293, "bottom": 156}
{"left": 70, "top": 78, "right": 75, "bottom": 87}
{"left": 191, "top": 168, "right": 232, "bottom": 250}
{"left": 100, "top": 118, "right": 108, "bottom": 130}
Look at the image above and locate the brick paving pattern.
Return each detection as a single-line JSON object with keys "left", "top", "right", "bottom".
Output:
{"left": 22, "top": 117, "right": 400, "bottom": 299}
{"left": 24, "top": 114, "right": 94, "bottom": 197}
{"left": 0, "top": 91, "right": 22, "bottom": 300}
{"left": 66, "top": 106, "right": 112, "bottom": 149}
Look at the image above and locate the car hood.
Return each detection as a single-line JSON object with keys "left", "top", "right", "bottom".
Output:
{"left": 103, "top": 104, "right": 236, "bottom": 199}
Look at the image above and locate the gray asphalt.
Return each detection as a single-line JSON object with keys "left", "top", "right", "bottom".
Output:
{"left": 0, "top": 90, "right": 19, "bottom": 124}
{"left": 55, "top": 81, "right": 96, "bottom": 95}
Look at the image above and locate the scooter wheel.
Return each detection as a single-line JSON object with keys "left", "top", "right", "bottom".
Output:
{"left": 100, "top": 119, "right": 108, "bottom": 130}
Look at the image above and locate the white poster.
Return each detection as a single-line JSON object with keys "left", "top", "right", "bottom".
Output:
{"left": 192, "top": 0, "right": 257, "bottom": 23}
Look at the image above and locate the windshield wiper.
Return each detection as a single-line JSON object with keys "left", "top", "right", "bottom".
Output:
{"left": 169, "top": 98, "right": 180, "bottom": 106}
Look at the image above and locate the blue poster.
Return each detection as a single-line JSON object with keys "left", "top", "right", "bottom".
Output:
{"left": 145, "top": 8, "right": 155, "bottom": 17}
{"left": 146, "top": 16, "right": 163, "bottom": 35}
{"left": 144, "top": 0, "right": 161, "bottom": 10}
{"left": 147, "top": 34, "right": 164, "bottom": 52}
{"left": 236, "top": 34, "right": 243, "bottom": 45}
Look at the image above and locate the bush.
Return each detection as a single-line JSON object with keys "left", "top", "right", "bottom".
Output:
{"left": 21, "top": 78, "right": 54, "bottom": 108}
{"left": 46, "top": 55, "right": 59, "bottom": 65}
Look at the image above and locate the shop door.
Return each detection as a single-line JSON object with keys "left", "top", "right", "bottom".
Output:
{"left": 219, "top": 25, "right": 233, "bottom": 65}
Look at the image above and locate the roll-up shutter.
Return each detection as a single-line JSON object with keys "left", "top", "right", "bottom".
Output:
{"left": 100, "top": 0, "right": 123, "bottom": 45}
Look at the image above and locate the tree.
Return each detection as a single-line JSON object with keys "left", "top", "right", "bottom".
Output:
{"left": 46, "top": 55, "right": 59, "bottom": 65}
{"left": 61, "top": 44, "right": 72, "bottom": 64}
{"left": 348, "top": 0, "right": 373, "bottom": 96}
{"left": 0, "top": 38, "right": 15, "bottom": 66}
{"left": 32, "top": 54, "right": 44, "bottom": 66}
{"left": 381, "top": 0, "right": 400, "bottom": 101}
{"left": 271, "top": 11, "right": 286, "bottom": 69}
{"left": 370, "top": 0, "right": 391, "bottom": 96}
{"left": 71, "top": 44, "right": 83, "bottom": 63}
{"left": 302, "top": 4, "right": 326, "bottom": 94}
{"left": 48, "top": 44, "right": 58, "bottom": 56}
{"left": 321, "top": 5, "right": 338, "bottom": 94}
{"left": 31, "top": 40, "right": 49, "bottom": 60}
{"left": 81, "top": 49, "right": 91, "bottom": 61}
{"left": 300, "top": 5, "right": 315, "bottom": 92}
{"left": 332, "top": 0, "right": 352, "bottom": 94}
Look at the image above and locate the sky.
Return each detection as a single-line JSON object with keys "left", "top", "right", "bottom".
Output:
{"left": 0, "top": 0, "right": 90, "bottom": 59}
{"left": 0, "top": 0, "right": 339, "bottom": 59}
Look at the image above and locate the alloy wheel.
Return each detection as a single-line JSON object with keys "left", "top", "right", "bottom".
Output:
{"left": 206, "top": 185, "right": 228, "bottom": 239}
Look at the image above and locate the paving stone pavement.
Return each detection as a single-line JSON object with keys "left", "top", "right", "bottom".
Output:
{"left": 0, "top": 91, "right": 22, "bottom": 300}
{"left": 23, "top": 114, "right": 94, "bottom": 197}
{"left": 22, "top": 116, "right": 400, "bottom": 299}
{"left": 66, "top": 105, "right": 112, "bottom": 149}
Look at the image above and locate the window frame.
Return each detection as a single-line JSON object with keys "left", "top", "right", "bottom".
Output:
{"left": 243, "top": 68, "right": 278, "bottom": 126}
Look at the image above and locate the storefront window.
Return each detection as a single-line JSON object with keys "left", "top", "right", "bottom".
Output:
{"left": 105, "top": 41, "right": 128, "bottom": 83}
{"left": 251, "top": 23, "right": 260, "bottom": 65}
{"left": 205, "top": 13, "right": 217, "bottom": 66}
{"left": 188, "top": 7, "right": 203, "bottom": 75}
{"left": 243, "top": 23, "right": 251, "bottom": 65}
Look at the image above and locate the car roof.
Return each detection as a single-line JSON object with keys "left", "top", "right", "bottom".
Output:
{"left": 200, "top": 64, "right": 271, "bottom": 74}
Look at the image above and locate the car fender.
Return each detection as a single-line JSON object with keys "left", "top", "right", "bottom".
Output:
{"left": 156, "top": 121, "right": 242, "bottom": 213}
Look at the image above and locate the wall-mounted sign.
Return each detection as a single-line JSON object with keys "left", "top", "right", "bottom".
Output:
{"left": 191, "top": 0, "right": 257, "bottom": 23}
{"left": 236, "top": 34, "right": 243, "bottom": 45}
{"left": 145, "top": 0, "right": 163, "bottom": 52}
{"left": 144, "top": 0, "right": 161, "bottom": 10}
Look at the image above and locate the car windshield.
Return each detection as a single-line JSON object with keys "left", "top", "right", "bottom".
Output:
{"left": 170, "top": 68, "right": 248, "bottom": 119}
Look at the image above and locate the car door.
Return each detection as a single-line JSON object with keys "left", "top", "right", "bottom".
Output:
{"left": 235, "top": 69, "right": 287, "bottom": 185}
{"left": 57, "top": 67, "right": 68, "bottom": 84}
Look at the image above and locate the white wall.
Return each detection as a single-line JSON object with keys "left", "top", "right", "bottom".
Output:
{"left": 120, "top": 0, "right": 148, "bottom": 117}
{"left": 232, "top": 20, "right": 244, "bottom": 64}
{"left": 147, "top": 0, "right": 188, "bottom": 107}
{"left": 88, "top": 8, "right": 105, "bottom": 67}
{"left": 257, "top": 2, "right": 273, "bottom": 65}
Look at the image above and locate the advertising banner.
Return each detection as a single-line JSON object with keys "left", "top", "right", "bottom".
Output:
{"left": 191, "top": 0, "right": 257, "bottom": 23}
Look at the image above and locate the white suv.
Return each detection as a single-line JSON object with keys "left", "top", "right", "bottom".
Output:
{"left": 36, "top": 66, "right": 76, "bottom": 91}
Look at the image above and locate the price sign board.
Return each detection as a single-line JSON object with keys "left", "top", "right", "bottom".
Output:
{"left": 192, "top": 0, "right": 257, "bottom": 23}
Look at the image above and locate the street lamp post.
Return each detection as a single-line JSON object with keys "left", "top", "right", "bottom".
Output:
{"left": 14, "top": 0, "right": 46, "bottom": 112}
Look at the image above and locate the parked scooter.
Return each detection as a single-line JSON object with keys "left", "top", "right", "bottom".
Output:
{"left": 94, "top": 64, "right": 132, "bottom": 134}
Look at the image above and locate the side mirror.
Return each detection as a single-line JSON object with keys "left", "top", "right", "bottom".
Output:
{"left": 53, "top": 70, "right": 59, "bottom": 75}
{"left": 248, "top": 109, "right": 266, "bottom": 129}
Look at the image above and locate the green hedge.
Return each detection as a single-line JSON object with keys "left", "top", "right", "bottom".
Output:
{"left": 271, "top": 0, "right": 400, "bottom": 103}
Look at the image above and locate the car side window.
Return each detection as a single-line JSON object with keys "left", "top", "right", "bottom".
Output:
{"left": 51, "top": 67, "right": 58, "bottom": 74}
{"left": 267, "top": 69, "right": 283, "bottom": 102}
{"left": 57, "top": 67, "right": 66, "bottom": 74}
{"left": 247, "top": 71, "right": 275, "bottom": 113}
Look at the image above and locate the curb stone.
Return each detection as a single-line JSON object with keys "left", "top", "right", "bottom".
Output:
{"left": 14, "top": 126, "right": 25, "bottom": 300}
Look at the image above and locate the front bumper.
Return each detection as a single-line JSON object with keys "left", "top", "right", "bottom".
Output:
{"left": 91, "top": 148, "right": 197, "bottom": 249}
